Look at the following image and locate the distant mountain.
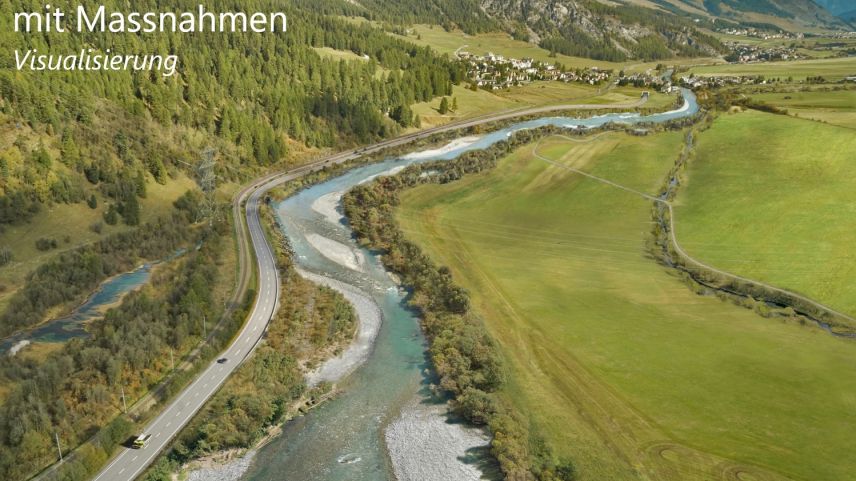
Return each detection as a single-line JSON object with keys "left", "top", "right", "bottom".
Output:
{"left": 663, "top": 0, "right": 849, "bottom": 29}
{"left": 812, "top": 0, "right": 851, "bottom": 16}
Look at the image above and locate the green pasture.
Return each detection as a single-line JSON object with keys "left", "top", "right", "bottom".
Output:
{"left": 690, "top": 56, "right": 856, "bottom": 80}
{"left": 749, "top": 88, "right": 856, "bottom": 128}
{"left": 397, "top": 130, "right": 856, "bottom": 481}
{"left": 675, "top": 110, "right": 856, "bottom": 316}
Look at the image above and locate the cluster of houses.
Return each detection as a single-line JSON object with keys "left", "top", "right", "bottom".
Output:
{"left": 678, "top": 75, "right": 766, "bottom": 89}
{"left": 457, "top": 51, "right": 611, "bottom": 89}
{"left": 615, "top": 71, "right": 674, "bottom": 92}
{"left": 717, "top": 27, "right": 802, "bottom": 40}
{"left": 725, "top": 43, "right": 805, "bottom": 63}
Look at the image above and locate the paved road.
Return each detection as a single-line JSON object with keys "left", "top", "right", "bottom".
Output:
{"left": 91, "top": 96, "right": 649, "bottom": 481}
{"left": 92, "top": 187, "right": 281, "bottom": 481}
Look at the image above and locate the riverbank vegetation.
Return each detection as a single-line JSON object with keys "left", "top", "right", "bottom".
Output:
{"left": 0, "top": 215, "right": 193, "bottom": 339}
{"left": 142, "top": 204, "right": 356, "bottom": 481}
{"left": 388, "top": 131, "right": 856, "bottom": 481}
{"left": 344, "top": 130, "right": 584, "bottom": 481}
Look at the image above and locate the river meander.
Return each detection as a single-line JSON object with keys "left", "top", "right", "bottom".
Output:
{"left": 242, "top": 92, "right": 699, "bottom": 481}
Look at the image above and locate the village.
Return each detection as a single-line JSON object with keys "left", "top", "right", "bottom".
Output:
{"left": 456, "top": 50, "right": 611, "bottom": 89}
{"left": 724, "top": 42, "right": 805, "bottom": 63}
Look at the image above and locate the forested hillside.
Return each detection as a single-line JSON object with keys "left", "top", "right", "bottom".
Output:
{"left": 0, "top": 2, "right": 468, "bottom": 478}
{"left": 0, "top": 0, "right": 464, "bottom": 232}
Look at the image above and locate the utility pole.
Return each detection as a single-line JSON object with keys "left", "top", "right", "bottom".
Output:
{"left": 203, "top": 315, "right": 207, "bottom": 339}
{"left": 170, "top": 349, "right": 175, "bottom": 371}
{"left": 55, "top": 432, "right": 63, "bottom": 462}
{"left": 172, "top": 148, "right": 218, "bottom": 226}
{"left": 120, "top": 386, "right": 127, "bottom": 413}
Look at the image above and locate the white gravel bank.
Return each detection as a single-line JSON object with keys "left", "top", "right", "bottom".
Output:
{"left": 306, "top": 233, "right": 365, "bottom": 272}
{"left": 357, "top": 165, "right": 406, "bottom": 185}
{"left": 385, "top": 398, "right": 491, "bottom": 481}
{"left": 311, "top": 191, "right": 345, "bottom": 225}
{"left": 402, "top": 136, "right": 481, "bottom": 161}
{"left": 300, "top": 269, "right": 382, "bottom": 387}
{"left": 185, "top": 449, "right": 256, "bottom": 481}
{"left": 8, "top": 340, "right": 30, "bottom": 356}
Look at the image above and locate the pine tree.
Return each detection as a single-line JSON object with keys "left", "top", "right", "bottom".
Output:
{"left": 439, "top": 97, "right": 449, "bottom": 115}
{"left": 87, "top": 194, "right": 98, "bottom": 209}
{"left": 103, "top": 204, "right": 119, "bottom": 225}
{"left": 123, "top": 195, "right": 141, "bottom": 226}
{"left": 451, "top": 97, "right": 458, "bottom": 112}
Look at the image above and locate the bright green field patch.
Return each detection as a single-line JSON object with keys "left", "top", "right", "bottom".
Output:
{"left": 312, "top": 47, "right": 369, "bottom": 62}
{"left": 750, "top": 88, "right": 856, "bottom": 129}
{"left": 691, "top": 56, "right": 856, "bottom": 81}
{"left": 675, "top": 110, "right": 856, "bottom": 316}
{"left": 398, "top": 131, "right": 856, "bottom": 481}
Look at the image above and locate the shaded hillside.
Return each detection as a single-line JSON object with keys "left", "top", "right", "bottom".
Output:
{"left": 478, "top": 0, "right": 727, "bottom": 61}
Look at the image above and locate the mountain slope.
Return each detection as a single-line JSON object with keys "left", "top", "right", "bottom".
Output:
{"left": 813, "top": 0, "right": 852, "bottom": 16}
{"left": 659, "top": 0, "right": 848, "bottom": 29}
{"left": 478, "top": 0, "right": 726, "bottom": 61}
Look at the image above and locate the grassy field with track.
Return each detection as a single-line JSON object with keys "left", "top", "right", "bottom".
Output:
{"left": 749, "top": 88, "right": 856, "bottom": 129}
{"left": 690, "top": 56, "right": 856, "bottom": 80}
{"left": 396, "top": 131, "right": 856, "bottom": 481}
{"left": 675, "top": 110, "right": 856, "bottom": 316}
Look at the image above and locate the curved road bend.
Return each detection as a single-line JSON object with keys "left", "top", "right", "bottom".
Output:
{"left": 92, "top": 95, "right": 649, "bottom": 481}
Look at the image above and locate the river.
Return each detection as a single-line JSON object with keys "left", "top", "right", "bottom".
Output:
{"left": 239, "top": 91, "right": 699, "bottom": 481}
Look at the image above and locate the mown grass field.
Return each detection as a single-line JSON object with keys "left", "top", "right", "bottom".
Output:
{"left": 749, "top": 88, "right": 856, "bottom": 129}
{"left": 397, "top": 131, "right": 856, "bottom": 481}
{"left": 675, "top": 110, "right": 856, "bottom": 316}
{"left": 691, "top": 56, "right": 856, "bottom": 81}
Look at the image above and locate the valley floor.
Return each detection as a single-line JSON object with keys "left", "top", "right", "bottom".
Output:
{"left": 396, "top": 130, "right": 856, "bottom": 481}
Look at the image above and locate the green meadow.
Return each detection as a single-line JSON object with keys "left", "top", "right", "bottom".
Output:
{"left": 690, "top": 56, "right": 856, "bottom": 81}
{"left": 397, "top": 131, "right": 856, "bottom": 481}
{"left": 675, "top": 110, "right": 856, "bottom": 316}
{"left": 749, "top": 88, "right": 856, "bottom": 129}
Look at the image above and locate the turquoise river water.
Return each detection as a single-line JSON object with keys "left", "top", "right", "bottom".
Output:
{"left": 242, "top": 92, "right": 699, "bottom": 481}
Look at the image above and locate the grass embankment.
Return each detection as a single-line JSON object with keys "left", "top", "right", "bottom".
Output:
{"left": 675, "top": 110, "right": 856, "bottom": 318}
{"left": 397, "top": 132, "right": 856, "bottom": 481}
{"left": 412, "top": 82, "right": 675, "bottom": 128}
{"left": 748, "top": 88, "right": 856, "bottom": 129}
{"left": 690, "top": 56, "right": 856, "bottom": 81}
